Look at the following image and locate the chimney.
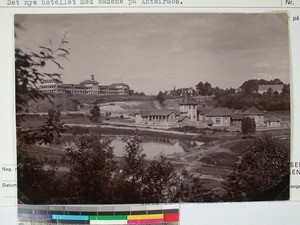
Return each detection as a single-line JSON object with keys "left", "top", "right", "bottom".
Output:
{"left": 91, "top": 75, "right": 94, "bottom": 81}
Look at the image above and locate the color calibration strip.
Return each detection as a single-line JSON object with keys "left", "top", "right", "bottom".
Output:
{"left": 18, "top": 212, "right": 179, "bottom": 224}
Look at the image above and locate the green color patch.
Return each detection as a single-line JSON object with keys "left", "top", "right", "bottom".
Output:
{"left": 89, "top": 215, "right": 127, "bottom": 220}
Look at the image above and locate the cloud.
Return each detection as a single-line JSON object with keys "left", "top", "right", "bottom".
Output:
{"left": 15, "top": 13, "right": 290, "bottom": 94}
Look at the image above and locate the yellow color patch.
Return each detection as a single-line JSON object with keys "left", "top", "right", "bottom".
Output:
{"left": 127, "top": 214, "right": 164, "bottom": 220}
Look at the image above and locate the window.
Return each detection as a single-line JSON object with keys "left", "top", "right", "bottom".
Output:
{"left": 216, "top": 118, "right": 221, "bottom": 124}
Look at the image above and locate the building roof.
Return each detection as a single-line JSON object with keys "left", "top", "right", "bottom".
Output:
{"left": 108, "top": 86, "right": 118, "bottom": 90}
{"left": 177, "top": 114, "right": 189, "bottom": 122}
{"left": 80, "top": 78, "right": 99, "bottom": 85}
{"left": 148, "top": 110, "right": 176, "bottom": 116}
{"left": 206, "top": 107, "right": 233, "bottom": 117}
{"left": 138, "top": 110, "right": 153, "bottom": 118}
{"left": 110, "top": 83, "right": 129, "bottom": 87}
{"left": 265, "top": 116, "right": 281, "bottom": 122}
{"left": 180, "top": 94, "right": 197, "bottom": 105}
{"left": 231, "top": 114, "right": 246, "bottom": 121}
{"left": 174, "top": 110, "right": 181, "bottom": 116}
{"left": 242, "top": 106, "right": 264, "bottom": 115}
{"left": 197, "top": 106, "right": 214, "bottom": 115}
{"left": 258, "top": 84, "right": 284, "bottom": 91}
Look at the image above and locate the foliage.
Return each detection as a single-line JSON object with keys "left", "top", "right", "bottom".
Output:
{"left": 16, "top": 35, "right": 69, "bottom": 144}
{"left": 215, "top": 92, "right": 290, "bottom": 111}
{"left": 17, "top": 147, "right": 60, "bottom": 204}
{"left": 240, "top": 78, "right": 283, "bottom": 94}
{"left": 241, "top": 117, "right": 256, "bottom": 134}
{"left": 112, "top": 136, "right": 204, "bottom": 204}
{"left": 89, "top": 105, "right": 101, "bottom": 123}
{"left": 19, "top": 133, "right": 219, "bottom": 204}
{"left": 156, "top": 91, "right": 165, "bottom": 105}
{"left": 16, "top": 35, "right": 70, "bottom": 203}
{"left": 224, "top": 134, "right": 290, "bottom": 201}
{"left": 184, "top": 177, "right": 216, "bottom": 202}
{"left": 38, "top": 108, "right": 65, "bottom": 144}
{"left": 121, "top": 136, "right": 146, "bottom": 183}
{"left": 196, "top": 81, "right": 213, "bottom": 96}
{"left": 140, "top": 154, "right": 181, "bottom": 203}
{"left": 16, "top": 36, "right": 69, "bottom": 113}
{"left": 66, "top": 135, "right": 115, "bottom": 203}
{"left": 163, "top": 78, "right": 290, "bottom": 111}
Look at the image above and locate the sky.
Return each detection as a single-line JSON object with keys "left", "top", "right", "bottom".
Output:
{"left": 15, "top": 13, "right": 290, "bottom": 95}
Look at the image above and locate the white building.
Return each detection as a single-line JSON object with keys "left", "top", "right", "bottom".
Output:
{"left": 257, "top": 84, "right": 283, "bottom": 94}
{"left": 79, "top": 75, "right": 99, "bottom": 95}
{"left": 265, "top": 117, "right": 281, "bottom": 127}
{"left": 205, "top": 107, "right": 232, "bottom": 127}
{"left": 179, "top": 94, "right": 198, "bottom": 122}
{"left": 39, "top": 75, "right": 130, "bottom": 96}
{"left": 241, "top": 106, "right": 264, "bottom": 127}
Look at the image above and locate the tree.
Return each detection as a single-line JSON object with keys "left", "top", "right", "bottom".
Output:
{"left": 89, "top": 105, "right": 101, "bottom": 123}
{"left": 241, "top": 117, "right": 256, "bottom": 134}
{"left": 156, "top": 91, "right": 165, "bottom": 105}
{"left": 121, "top": 136, "right": 146, "bottom": 182}
{"left": 16, "top": 35, "right": 69, "bottom": 113}
{"left": 204, "top": 82, "right": 213, "bottom": 95}
{"left": 140, "top": 154, "right": 181, "bottom": 203}
{"left": 196, "top": 81, "right": 213, "bottom": 96}
{"left": 17, "top": 149, "right": 60, "bottom": 204}
{"left": 196, "top": 82, "right": 205, "bottom": 95}
{"left": 66, "top": 135, "right": 115, "bottom": 203}
{"left": 16, "top": 35, "right": 70, "bottom": 203}
{"left": 112, "top": 136, "right": 146, "bottom": 203}
{"left": 16, "top": 34, "right": 69, "bottom": 145}
{"left": 267, "top": 87, "right": 273, "bottom": 95}
{"left": 281, "top": 84, "right": 290, "bottom": 96}
{"left": 239, "top": 79, "right": 258, "bottom": 94}
{"left": 225, "top": 134, "right": 290, "bottom": 201}
{"left": 128, "top": 89, "right": 134, "bottom": 95}
{"left": 37, "top": 108, "right": 65, "bottom": 144}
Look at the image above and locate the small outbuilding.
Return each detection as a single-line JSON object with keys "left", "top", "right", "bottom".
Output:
{"left": 205, "top": 107, "right": 232, "bottom": 127}
{"left": 242, "top": 106, "right": 264, "bottom": 127}
{"left": 265, "top": 117, "right": 281, "bottom": 127}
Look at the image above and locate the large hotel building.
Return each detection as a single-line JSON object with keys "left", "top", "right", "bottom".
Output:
{"left": 39, "top": 75, "right": 130, "bottom": 95}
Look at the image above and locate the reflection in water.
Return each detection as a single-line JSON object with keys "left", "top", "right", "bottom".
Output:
{"left": 111, "top": 136, "right": 185, "bottom": 160}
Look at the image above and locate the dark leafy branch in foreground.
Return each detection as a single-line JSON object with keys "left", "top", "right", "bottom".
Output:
{"left": 16, "top": 35, "right": 70, "bottom": 113}
{"left": 16, "top": 36, "right": 69, "bottom": 146}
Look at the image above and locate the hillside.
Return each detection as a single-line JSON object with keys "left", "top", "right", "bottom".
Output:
{"left": 27, "top": 94, "right": 156, "bottom": 113}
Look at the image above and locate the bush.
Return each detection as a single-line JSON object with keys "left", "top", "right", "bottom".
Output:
{"left": 241, "top": 117, "right": 256, "bottom": 134}
{"left": 225, "top": 134, "right": 290, "bottom": 201}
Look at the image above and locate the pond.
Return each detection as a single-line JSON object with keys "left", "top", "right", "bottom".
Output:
{"left": 110, "top": 136, "right": 186, "bottom": 160}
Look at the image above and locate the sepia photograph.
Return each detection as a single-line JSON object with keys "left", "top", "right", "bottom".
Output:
{"left": 15, "top": 13, "right": 290, "bottom": 205}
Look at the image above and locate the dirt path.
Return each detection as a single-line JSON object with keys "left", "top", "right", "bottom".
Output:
{"left": 64, "top": 123, "right": 198, "bottom": 136}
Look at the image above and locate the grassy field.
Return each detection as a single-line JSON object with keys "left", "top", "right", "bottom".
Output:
{"left": 27, "top": 94, "right": 156, "bottom": 113}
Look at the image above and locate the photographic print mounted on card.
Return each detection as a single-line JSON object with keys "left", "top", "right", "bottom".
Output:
{"left": 15, "top": 13, "right": 290, "bottom": 204}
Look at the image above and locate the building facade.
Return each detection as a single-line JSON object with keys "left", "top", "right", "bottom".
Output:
{"left": 39, "top": 75, "right": 130, "bottom": 96}
{"left": 179, "top": 94, "right": 198, "bottom": 122}
{"left": 204, "top": 107, "right": 232, "bottom": 127}
{"left": 265, "top": 117, "right": 281, "bottom": 127}
{"left": 257, "top": 84, "right": 283, "bottom": 94}
{"left": 241, "top": 106, "right": 264, "bottom": 127}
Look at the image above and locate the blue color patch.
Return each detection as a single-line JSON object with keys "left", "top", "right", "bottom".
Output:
{"left": 52, "top": 214, "right": 89, "bottom": 221}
